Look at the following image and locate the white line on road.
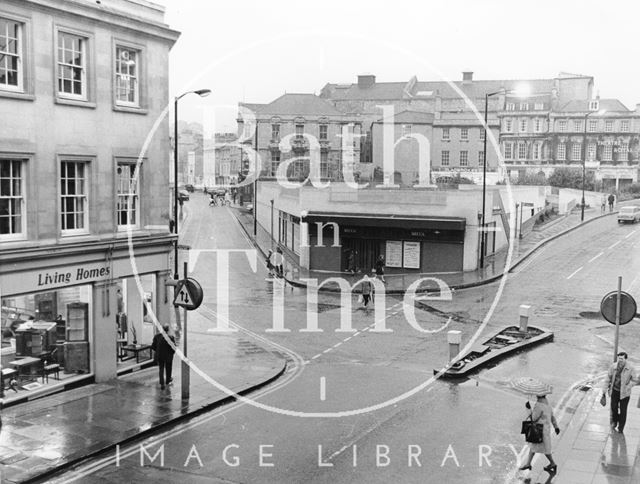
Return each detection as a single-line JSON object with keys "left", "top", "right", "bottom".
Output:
{"left": 588, "top": 252, "right": 604, "bottom": 263}
{"left": 608, "top": 241, "right": 621, "bottom": 250}
{"left": 625, "top": 230, "right": 637, "bottom": 239}
{"left": 567, "top": 266, "right": 583, "bottom": 280}
{"left": 320, "top": 377, "right": 326, "bottom": 401}
{"left": 332, "top": 342, "right": 342, "bottom": 349}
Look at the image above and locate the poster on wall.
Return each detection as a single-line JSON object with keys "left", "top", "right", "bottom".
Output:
{"left": 403, "top": 241, "right": 421, "bottom": 269}
{"left": 385, "top": 241, "right": 403, "bottom": 267}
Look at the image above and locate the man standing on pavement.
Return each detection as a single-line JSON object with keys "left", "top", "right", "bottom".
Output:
{"left": 602, "top": 352, "right": 637, "bottom": 433}
{"left": 151, "top": 325, "right": 176, "bottom": 390}
{"left": 608, "top": 193, "right": 615, "bottom": 212}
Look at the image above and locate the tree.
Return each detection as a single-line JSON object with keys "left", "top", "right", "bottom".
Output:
{"left": 547, "top": 166, "right": 595, "bottom": 190}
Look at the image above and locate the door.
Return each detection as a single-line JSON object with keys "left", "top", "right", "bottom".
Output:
{"left": 341, "top": 238, "right": 381, "bottom": 274}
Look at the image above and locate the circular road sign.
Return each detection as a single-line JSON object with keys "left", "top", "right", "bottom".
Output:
{"left": 600, "top": 291, "right": 637, "bottom": 325}
{"left": 173, "top": 277, "right": 204, "bottom": 311}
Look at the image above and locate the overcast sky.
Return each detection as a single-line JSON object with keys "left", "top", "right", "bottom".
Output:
{"left": 158, "top": 0, "right": 640, "bottom": 133}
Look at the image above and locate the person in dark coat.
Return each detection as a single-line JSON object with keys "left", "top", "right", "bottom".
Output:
{"left": 375, "top": 255, "right": 386, "bottom": 283}
{"left": 608, "top": 193, "right": 615, "bottom": 212}
{"left": 151, "top": 325, "right": 176, "bottom": 389}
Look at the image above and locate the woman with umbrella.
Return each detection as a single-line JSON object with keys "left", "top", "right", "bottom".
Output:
{"left": 512, "top": 377, "right": 560, "bottom": 474}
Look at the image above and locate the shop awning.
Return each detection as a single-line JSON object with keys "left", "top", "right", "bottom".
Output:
{"left": 301, "top": 212, "right": 466, "bottom": 231}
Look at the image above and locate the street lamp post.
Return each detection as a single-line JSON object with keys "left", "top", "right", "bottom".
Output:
{"left": 581, "top": 108, "right": 604, "bottom": 221}
{"left": 173, "top": 89, "right": 211, "bottom": 279}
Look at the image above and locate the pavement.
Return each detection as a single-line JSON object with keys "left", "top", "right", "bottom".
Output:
{"left": 0, "top": 310, "right": 287, "bottom": 484}
{"left": 0, "top": 201, "right": 634, "bottom": 484}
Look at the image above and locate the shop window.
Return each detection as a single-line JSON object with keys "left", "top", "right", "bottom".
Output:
{"left": 0, "top": 158, "right": 25, "bottom": 239}
{"left": 60, "top": 160, "right": 88, "bottom": 234}
{"left": 115, "top": 46, "right": 139, "bottom": 107}
{"left": 117, "top": 162, "right": 139, "bottom": 228}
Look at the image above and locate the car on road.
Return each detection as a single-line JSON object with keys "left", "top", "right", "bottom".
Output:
{"left": 617, "top": 205, "right": 640, "bottom": 223}
{"left": 178, "top": 190, "right": 190, "bottom": 202}
{"left": 184, "top": 184, "right": 195, "bottom": 192}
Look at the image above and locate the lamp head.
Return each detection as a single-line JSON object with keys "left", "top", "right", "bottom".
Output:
{"left": 195, "top": 89, "right": 212, "bottom": 97}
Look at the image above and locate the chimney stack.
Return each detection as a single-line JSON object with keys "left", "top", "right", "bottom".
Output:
{"left": 462, "top": 71, "right": 473, "bottom": 84}
{"left": 357, "top": 74, "right": 376, "bottom": 88}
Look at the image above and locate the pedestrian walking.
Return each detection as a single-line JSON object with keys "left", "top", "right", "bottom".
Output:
{"left": 519, "top": 395, "right": 560, "bottom": 474}
{"left": 360, "top": 274, "right": 372, "bottom": 308}
{"left": 266, "top": 249, "right": 274, "bottom": 276}
{"left": 601, "top": 198, "right": 606, "bottom": 214}
{"left": 608, "top": 193, "right": 615, "bottom": 212}
{"left": 375, "top": 255, "right": 386, "bottom": 283}
{"left": 601, "top": 351, "right": 638, "bottom": 433}
{"left": 232, "top": 188, "right": 237, "bottom": 205}
{"left": 346, "top": 249, "right": 356, "bottom": 275}
{"left": 273, "top": 247, "right": 284, "bottom": 278}
{"left": 151, "top": 325, "right": 176, "bottom": 390}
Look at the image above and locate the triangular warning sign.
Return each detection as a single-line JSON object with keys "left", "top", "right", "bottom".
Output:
{"left": 173, "top": 280, "right": 195, "bottom": 308}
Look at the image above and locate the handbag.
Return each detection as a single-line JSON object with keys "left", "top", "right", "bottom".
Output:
{"left": 521, "top": 413, "right": 544, "bottom": 444}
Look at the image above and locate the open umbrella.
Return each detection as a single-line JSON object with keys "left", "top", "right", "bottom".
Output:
{"left": 511, "top": 377, "right": 553, "bottom": 396}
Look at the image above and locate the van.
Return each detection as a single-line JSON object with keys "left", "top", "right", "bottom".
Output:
{"left": 617, "top": 205, "right": 640, "bottom": 224}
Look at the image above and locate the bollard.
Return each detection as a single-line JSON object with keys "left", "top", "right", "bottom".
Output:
{"left": 519, "top": 304, "right": 531, "bottom": 333}
{"left": 448, "top": 330, "right": 462, "bottom": 361}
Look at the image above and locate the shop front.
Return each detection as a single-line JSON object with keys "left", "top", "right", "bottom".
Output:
{"left": 1, "top": 237, "right": 173, "bottom": 405}
{"left": 303, "top": 213, "right": 466, "bottom": 274}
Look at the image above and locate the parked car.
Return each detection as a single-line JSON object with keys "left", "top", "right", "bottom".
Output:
{"left": 178, "top": 190, "right": 190, "bottom": 202}
{"left": 184, "top": 184, "right": 195, "bottom": 192}
{"left": 617, "top": 205, "right": 640, "bottom": 223}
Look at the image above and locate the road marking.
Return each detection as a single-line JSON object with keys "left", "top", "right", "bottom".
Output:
{"left": 332, "top": 342, "right": 342, "bottom": 349}
{"left": 608, "top": 241, "right": 621, "bottom": 249}
{"left": 322, "top": 348, "right": 331, "bottom": 354}
{"left": 567, "top": 266, "right": 583, "bottom": 280}
{"left": 320, "top": 377, "right": 326, "bottom": 401}
{"left": 588, "top": 252, "right": 604, "bottom": 263}
{"left": 625, "top": 230, "right": 637, "bottom": 239}
{"left": 344, "top": 336, "right": 352, "bottom": 341}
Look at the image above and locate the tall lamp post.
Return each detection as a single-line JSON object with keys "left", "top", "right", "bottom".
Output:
{"left": 581, "top": 108, "right": 605, "bottom": 221}
{"left": 173, "top": 89, "right": 211, "bottom": 279}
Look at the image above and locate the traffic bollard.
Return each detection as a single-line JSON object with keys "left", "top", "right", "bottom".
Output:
{"left": 519, "top": 304, "right": 531, "bottom": 333}
{"left": 448, "top": 330, "right": 462, "bottom": 361}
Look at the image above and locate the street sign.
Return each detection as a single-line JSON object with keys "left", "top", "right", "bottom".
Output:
{"left": 173, "top": 277, "right": 204, "bottom": 310}
{"left": 600, "top": 291, "right": 637, "bottom": 325}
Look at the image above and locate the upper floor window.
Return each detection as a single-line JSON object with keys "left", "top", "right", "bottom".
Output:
{"left": 621, "top": 120, "right": 630, "bottom": 132}
{"left": 534, "top": 118, "right": 542, "bottom": 132}
{"left": 532, "top": 143, "right": 540, "bottom": 160}
{"left": 442, "top": 127, "right": 450, "bottom": 140}
{"left": 517, "top": 142, "right": 526, "bottom": 160}
{"left": 519, "top": 119, "right": 527, "bottom": 133}
{"left": 460, "top": 127, "right": 468, "bottom": 140}
{"left": 603, "top": 144, "right": 612, "bottom": 161}
{"left": 115, "top": 46, "right": 139, "bottom": 106}
{"left": 57, "top": 32, "right": 86, "bottom": 99}
{"left": 571, "top": 143, "right": 582, "bottom": 161}
{"left": 319, "top": 124, "right": 328, "bottom": 140}
{"left": 441, "top": 150, "right": 450, "bottom": 166}
{"left": 605, "top": 120, "right": 613, "bottom": 132}
{"left": 0, "top": 18, "right": 22, "bottom": 91}
{"left": 295, "top": 124, "right": 304, "bottom": 139}
{"left": 479, "top": 128, "right": 486, "bottom": 141}
{"left": 320, "top": 151, "right": 329, "bottom": 178}
{"left": 588, "top": 100, "right": 599, "bottom": 111}
{"left": 0, "top": 159, "right": 25, "bottom": 238}
{"left": 558, "top": 120, "right": 567, "bottom": 132}
{"left": 60, "top": 160, "right": 88, "bottom": 233}
{"left": 557, "top": 143, "right": 566, "bottom": 161}
{"left": 619, "top": 142, "right": 629, "bottom": 161}
{"left": 459, "top": 150, "right": 468, "bottom": 166}
{"left": 478, "top": 151, "right": 485, "bottom": 164}
{"left": 271, "top": 123, "right": 280, "bottom": 140}
{"left": 588, "top": 119, "right": 598, "bottom": 132}
{"left": 519, "top": 103, "right": 529, "bottom": 111}
{"left": 402, "top": 124, "right": 412, "bottom": 137}
{"left": 504, "top": 118, "right": 513, "bottom": 132}
{"left": 506, "top": 103, "right": 516, "bottom": 111}
{"left": 503, "top": 142, "right": 513, "bottom": 160}
{"left": 269, "top": 150, "right": 280, "bottom": 177}
{"left": 116, "top": 163, "right": 139, "bottom": 228}
{"left": 587, "top": 143, "right": 597, "bottom": 161}
{"left": 534, "top": 103, "right": 544, "bottom": 110}
{"left": 573, "top": 120, "right": 583, "bottom": 132}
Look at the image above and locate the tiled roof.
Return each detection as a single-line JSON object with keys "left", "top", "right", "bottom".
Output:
{"left": 249, "top": 93, "right": 344, "bottom": 116}
{"left": 375, "top": 110, "right": 435, "bottom": 124}
{"left": 557, "top": 99, "right": 631, "bottom": 113}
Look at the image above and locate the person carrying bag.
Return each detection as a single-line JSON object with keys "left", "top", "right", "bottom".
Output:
{"left": 518, "top": 395, "right": 560, "bottom": 474}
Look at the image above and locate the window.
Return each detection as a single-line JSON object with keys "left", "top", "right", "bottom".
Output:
{"left": 588, "top": 119, "right": 597, "bottom": 132}
{"left": 588, "top": 142, "right": 597, "bottom": 161}
{"left": 603, "top": 145, "right": 612, "bottom": 161}
{"left": 534, "top": 118, "right": 542, "bottom": 132}
{"left": 271, "top": 123, "right": 280, "bottom": 141}
{"left": 557, "top": 143, "right": 566, "bottom": 161}
{"left": 605, "top": 120, "right": 613, "bottom": 132}
{"left": 0, "top": 159, "right": 24, "bottom": 237}
{"left": 319, "top": 124, "right": 328, "bottom": 140}
{"left": 519, "top": 103, "right": 529, "bottom": 111}
{"left": 572, "top": 143, "right": 581, "bottom": 161}
{"left": 532, "top": 143, "right": 540, "bottom": 160}
{"left": 459, "top": 150, "right": 468, "bottom": 166}
{"left": 270, "top": 151, "right": 280, "bottom": 176}
{"left": 573, "top": 120, "right": 583, "bottom": 132}
{"left": 460, "top": 127, "right": 468, "bottom": 140}
{"left": 320, "top": 151, "right": 329, "bottom": 178}
{"left": 619, "top": 142, "right": 629, "bottom": 161}
{"left": 478, "top": 151, "right": 484, "bottom": 165}
{"left": 558, "top": 120, "right": 567, "bottom": 132}
{"left": 116, "top": 163, "right": 139, "bottom": 227}
{"left": 57, "top": 32, "right": 86, "bottom": 98}
{"left": 442, "top": 127, "right": 450, "bottom": 140}
{"left": 503, "top": 142, "right": 513, "bottom": 160}
{"left": 621, "top": 120, "right": 629, "bottom": 132}
{"left": 534, "top": 103, "right": 544, "bottom": 110}
{"left": 402, "top": 124, "right": 412, "bottom": 136}
{"left": 517, "top": 142, "right": 526, "bottom": 160}
{"left": 589, "top": 100, "right": 599, "bottom": 111}
{"left": 60, "top": 160, "right": 88, "bottom": 233}
{"left": 0, "top": 18, "right": 22, "bottom": 91}
{"left": 295, "top": 124, "right": 304, "bottom": 139}
{"left": 519, "top": 119, "right": 527, "bottom": 133}
{"left": 506, "top": 103, "right": 515, "bottom": 111}
{"left": 479, "top": 128, "right": 486, "bottom": 141}
{"left": 115, "top": 46, "right": 138, "bottom": 106}
{"left": 504, "top": 118, "right": 513, "bottom": 132}
{"left": 441, "top": 150, "right": 450, "bottom": 166}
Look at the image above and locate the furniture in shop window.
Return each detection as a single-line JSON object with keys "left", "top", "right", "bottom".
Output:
{"left": 41, "top": 348, "right": 60, "bottom": 383}
{"left": 2, "top": 367, "right": 18, "bottom": 389}
{"left": 66, "top": 303, "right": 89, "bottom": 342}
{"left": 15, "top": 322, "right": 57, "bottom": 357}
{"left": 121, "top": 344, "right": 152, "bottom": 363}
{"left": 35, "top": 292, "right": 57, "bottom": 322}
{"left": 9, "top": 356, "right": 43, "bottom": 382}
{"left": 63, "top": 341, "right": 89, "bottom": 373}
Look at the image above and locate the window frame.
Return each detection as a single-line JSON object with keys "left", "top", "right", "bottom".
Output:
{"left": 519, "top": 103, "right": 529, "bottom": 111}
{"left": 558, "top": 120, "right": 567, "bottom": 132}
{"left": 270, "top": 150, "right": 281, "bottom": 177}
{"left": 517, "top": 142, "right": 527, "bottom": 160}
{"left": 503, "top": 142, "right": 513, "bottom": 160}
{"left": 534, "top": 118, "right": 542, "bottom": 133}
{"left": 504, "top": 118, "right": 513, "bottom": 133}
{"left": 319, "top": 124, "right": 328, "bottom": 141}
{"left": 0, "top": 16, "right": 23, "bottom": 92}
{"left": 621, "top": 120, "right": 630, "bottom": 133}
{"left": 506, "top": 102, "right": 515, "bottom": 111}
{"left": 605, "top": 120, "right": 613, "bottom": 133}
{"left": 441, "top": 127, "right": 450, "bottom": 140}
{"left": 115, "top": 158, "right": 141, "bottom": 230}
{"left": 460, "top": 127, "right": 468, "bottom": 141}
{"left": 587, "top": 142, "right": 597, "bottom": 161}
{"left": 532, "top": 143, "right": 540, "bottom": 160}
{"left": 588, "top": 119, "right": 598, "bottom": 132}
{"left": 113, "top": 38, "right": 146, "bottom": 112}
{"left": 271, "top": 123, "right": 280, "bottom": 141}
{"left": 0, "top": 12, "right": 33, "bottom": 100}
{"left": 571, "top": 143, "right": 582, "bottom": 161}
{"left": 59, "top": 156, "right": 91, "bottom": 236}
{"left": 441, "top": 150, "right": 450, "bottom": 166}
{"left": 0, "top": 155, "right": 28, "bottom": 241}
{"left": 557, "top": 143, "right": 566, "bottom": 161}
{"left": 603, "top": 144, "right": 613, "bottom": 161}
{"left": 459, "top": 150, "right": 468, "bottom": 166}
{"left": 54, "top": 25, "right": 94, "bottom": 107}
{"left": 534, "top": 103, "right": 544, "bottom": 110}
{"left": 519, "top": 119, "right": 527, "bottom": 133}
{"left": 573, "top": 120, "right": 583, "bottom": 132}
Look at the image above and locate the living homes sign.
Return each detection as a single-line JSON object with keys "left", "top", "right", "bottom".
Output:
{"left": 37, "top": 265, "right": 111, "bottom": 288}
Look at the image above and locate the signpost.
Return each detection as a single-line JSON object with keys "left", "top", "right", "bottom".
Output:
{"left": 600, "top": 277, "right": 637, "bottom": 361}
